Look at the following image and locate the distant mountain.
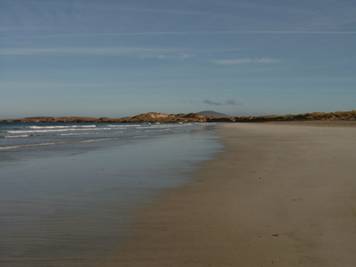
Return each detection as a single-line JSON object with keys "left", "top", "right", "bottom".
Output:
{"left": 196, "top": 110, "right": 228, "bottom": 118}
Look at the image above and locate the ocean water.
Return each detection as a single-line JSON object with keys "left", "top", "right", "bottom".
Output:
{"left": 0, "top": 123, "right": 222, "bottom": 266}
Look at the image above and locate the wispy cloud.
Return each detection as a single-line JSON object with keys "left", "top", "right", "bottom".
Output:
{"left": 109, "top": 7, "right": 206, "bottom": 16}
{"left": 16, "top": 31, "right": 356, "bottom": 38}
{"left": 213, "top": 57, "right": 280, "bottom": 65}
{"left": 0, "top": 47, "right": 191, "bottom": 59}
{"left": 203, "top": 99, "right": 242, "bottom": 106}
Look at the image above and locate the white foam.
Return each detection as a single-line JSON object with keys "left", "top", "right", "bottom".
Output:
{"left": 28, "top": 125, "right": 97, "bottom": 129}
{"left": 80, "top": 139, "right": 99, "bottom": 143}
{"left": 138, "top": 125, "right": 181, "bottom": 129}
{"left": 0, "top": 145, "right": 21, "bottom": 150}
{"left": 60, "top": 132, "right": 92, "bottom": 136}
{"left": 108, "top": 124, "right": 141, "bottom": 128}
{"left": 5, "top": 134, "right": 29, "bottom": 138}
{"left": 0, "top": 142, "right": 57, "bottom": 150}
{"left": 80, "top": 138, "right": 113, "bottom": 143}
{"left": 8, "top": 127, "right": 112, "bottom": 134}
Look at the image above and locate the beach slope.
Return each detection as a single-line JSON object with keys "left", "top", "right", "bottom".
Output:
{"left": 107, "top": 123, "right": 356, "bottom": 267}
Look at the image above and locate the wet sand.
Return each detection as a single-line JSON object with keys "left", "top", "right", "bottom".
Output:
{"left": 106, "top": 123, "right": 356, "bottom": 267}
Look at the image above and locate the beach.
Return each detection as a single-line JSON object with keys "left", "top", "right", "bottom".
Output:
{"left": 108, "top": 123, "right": 356, "bottom": 267}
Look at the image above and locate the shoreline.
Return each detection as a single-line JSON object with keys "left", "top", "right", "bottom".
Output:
{"left": 0, "top": 125, "right": 220, "bottom": 267}
{"left": 106, "top": 123, "right": 356, "bottom": 266}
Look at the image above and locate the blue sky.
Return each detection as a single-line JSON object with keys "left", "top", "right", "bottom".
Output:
{"left": 1, "top": 0, "right": 356, "bottom": 117}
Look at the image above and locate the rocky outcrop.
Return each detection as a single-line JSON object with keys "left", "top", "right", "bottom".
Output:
{"left": 119, "top": 112, "right": 208, "bottom": 123}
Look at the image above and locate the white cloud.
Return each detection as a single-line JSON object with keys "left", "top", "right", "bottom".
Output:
{"left": 213, "top": 57, "right": 280, "bottom": 65}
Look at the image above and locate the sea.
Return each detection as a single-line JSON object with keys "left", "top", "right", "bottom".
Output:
{"left": 0, "top": 122, "right": 222, "bottom": 266}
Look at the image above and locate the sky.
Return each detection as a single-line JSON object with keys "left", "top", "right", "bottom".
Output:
{"left": 1, "top": 0, "right": 356, "bottom": 118}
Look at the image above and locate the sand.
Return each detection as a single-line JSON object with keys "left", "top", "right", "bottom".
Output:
{"left": 105, "top": 123, "right": 356, "bottom": 267}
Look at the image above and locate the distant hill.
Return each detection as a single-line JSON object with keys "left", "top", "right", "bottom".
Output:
{"left": 234, "top": 110, "right": 356, "bottom": 122}
{"left": 196, "top": 110, "right": 228, "bottom": 118}
{"left": 2, "top": 110, "right": 356, "bottom": 124}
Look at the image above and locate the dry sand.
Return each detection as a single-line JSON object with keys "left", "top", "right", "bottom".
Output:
{"left": 105, "top": 123, "right": 356, "bottom": 267}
